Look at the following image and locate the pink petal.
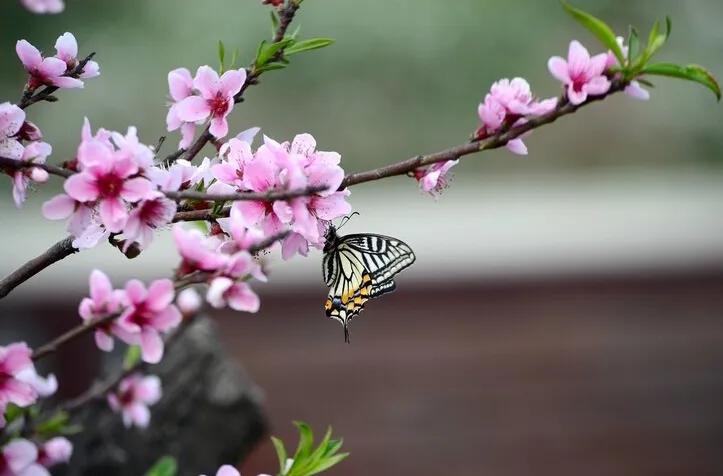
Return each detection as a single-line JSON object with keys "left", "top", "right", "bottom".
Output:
{"left": 168, "top": 67, "right": 193, "bottom": 102}
{"left": 193, "top": 65, "right": 220, "bottom": 99}
{"left": 567, "top": 40, "right": 590, "bottom": 77}
{"left": 121, "top": 177, "right": 153, "bottom": 202}
{"left": 272, "top": 200, "right": 294, "bottom": 223}
{"left": 95, "top": 330, "right": 114, "bottom": 352}
{"left": 3, "top": 439, "right": 38, "bottom": 472}
{"left": 42, "top": 193, "right": 76, "bottom": 220}
{"left": 235, "top": 127, "right": 260, "bottom": 144}
{"left": 219, "top": 69, "right": 245, "bottom": 97}
{"left": 180, "top": 122, "right": 196, "bottom": 149}
{"left": 137, "top": 375, "right": 162, "bottom": 404}
{"left": 175, "top": 96, "right": 210, "bottom": 123}
{"left": 64, "top": 173, "right": 99, "bottom": 202}
{"left": 80, "top": 60, "right": 100, "bottom": 79}
{"left": 129, "top": 402, "right": 151, "bottom": 428}
{"left": 547, "top": 56, "right": 570, "bottom": 84}
{"left": 40, "top": 56, "right": 69, "bottom": 77}
{"left": 588, "top": 52, "right": 610, "bottom": 77}
{"left": 506, "top": 138, "right": 528, "bottom": 155}
{"left": 140, "top": 329, "right": 164, "bottom": 364}
{"left": 227, "top": 282, "right": 260, "bottom": 312}
{"left": 217, "top": 465, "right": 241, "bottom": 476}
{"left": 211, "top": 162, "right": 240, "bottom": 184}
{"left": 206, "top": 277, "right": 234, "bottom": 308}
{"left": 124, "top": 279, "right": 147, "bottom": 304}
{"left": 146, "top": 279, "right": 175, "bottom": 311}
{"left": 209, "top": 116, "right": 229, "bottom": 139}
{"left": 0, "top": 102, "right": 26, "bottom": 137}
{"left": 3, "top": 379, "right": 37, "bottom": 406}
{"left": 151, "top": 306, "right": 182, "bottom": 331}
{"left": 312, "top": 192, "right": 352, "bottom": 220}
{"left": 1, "top": 343, "right": 32, "bottom": 373}
{"left": 567, "top": 85, "right": 587, "bottom": 105}
{"left": 54, "top": 32, "right": 78, "bottom": 61}
{"left": 243, "top": 155, "right": 278, "bottom": 192}
{"left": 234, "top": 201, "right": 267, "bottom": 226}
{"left": 281, "top": 232, "right": 309, "bottom": 260}
{"left": 16, "top": 40, "right": 42, "bottom": 69}
{"left": 89, "top": 269, "right": 113, "bottom": 303}
{"left": 584, "top": 75, "right": 611, "bottom": 96}
{"left": 99, "top": 197, "right": 128, "bottom": 232}
{"left": 0, "top": 138, "right": 25, "bottom": 160}
{"left": 624, "top": 80, "right": 650, "bottom": 100}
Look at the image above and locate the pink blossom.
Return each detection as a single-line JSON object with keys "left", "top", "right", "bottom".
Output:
{"left": 0, "top": 439, "right": 49, "bottom": 476}
{"left": 36, "top": 437, "right": 72, "bottom": 468}
{"left": 53, "top": 32, "right": 100, "bottom": 79}
{"left": 0, "top": 103, "right": 26, "bottom": 160}
{"left": 64, "top": 151, "right": 153, "bottom": 233}
{"left": 413, "top": 159, "right": 458, "bottom": 196}
{"left": 173, "top": 225, "right": 229, "bottom": 273}
{"left": 117, "top": 279, "right": 182, "bottom": 364}
{"left": 548, "top": 40, "right": 611, "bottom": 105}
{"left": 42, "top": 194, "right": 109, "bottom": 249}
{"left": 107, "top": 374, "right": 161, "bottom": 428}
{"left": 11, "top": 141, "right": 52, "bottom": 207}
{"left": 176, "top": 288, "right": 202, "bottom": 317}
{"left": 0, "top": 343, "right": 36, "bottom": 428}
{"left": 123, "top": 193, "right": 176, "bottom": 251}
{"left": 166, "top": 68, "right": 197, "bottom": 149}
{"left": 16, "top": 40, "right": 82, "bottom": 90}
{"left": 20, "top": 0, "right": 64, "bottom": 14}
{"left": 206, "top": 277, "right": 260, "bottom": 312}
{"left": 78, "top": 270, "right": 127, "bottom": 352}
{"left": 476, "top": 78, "right": 557, "bottom": 156}
{"left": 175, "top": 66, "right": 246, "bottom": 139}
{"left": 211, "top": 138, "right": 255, "bottom": 190}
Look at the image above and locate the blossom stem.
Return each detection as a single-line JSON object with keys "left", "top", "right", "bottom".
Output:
{"left": 18, "top": 53, "right": 97, "bottom": 110}
{"left": 165, "top": 185, "right": 328, "bottom": 202}
{"left": 0, "top": 236, "right": 77, "bottom": 299}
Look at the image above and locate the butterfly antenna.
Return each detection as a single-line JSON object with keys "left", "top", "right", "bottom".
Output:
{"left": 344, "top": 323, "right": 350, "bottom": 344}
{"left": 337, "top": 212, "right": 360, "bottom": 231}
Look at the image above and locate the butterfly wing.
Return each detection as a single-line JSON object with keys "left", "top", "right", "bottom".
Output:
{"left": 323, "top": 233, "right": 415, "bottom": 342}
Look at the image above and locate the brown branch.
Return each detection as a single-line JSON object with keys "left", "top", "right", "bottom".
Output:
{"left": 0, "top": 237, "right": 77, "bottom": 300}
{"left": 32, "top": 312, "right": 116, "bottom": 361}
{"left": 19, "top": 53, "right": 97, "bottom": 110}
{"left": 0, "top": 156, "right": 73, "bottom": 178}
{"left": 165, "top": 185, "right": 327, "bottom": 202}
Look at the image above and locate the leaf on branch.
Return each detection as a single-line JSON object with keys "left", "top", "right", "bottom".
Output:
{"left": 255, "top": 38, "right": 295, "bottom": 68}
{"left": 641, "top": 63, "right": 721, "bottom": 100}
{"left": 270, "top": 10, "right": 280, "bottom": 37}
{"left": 626, "top": 26, "right": 640, "bottom": 64}
{"left": 123, "top": 345, "right": 142, "bottom": 370}
{"left": 284, "top": 38, "right": 335, "bottom": 56}
{"left": 218, "top": 40, "right": 226, "bottom": 73}
{"left": 640, "top": 19, "right": 668, "bottom": 66}
{"left": 276, "top": 421, "right": 349, "bottom": 476}
{"left": 36, "top": 410, "right": 71, "bottom": 437}
{"left": 561, "top": 1, "right": 625, "bottom": 65}
{"left": 144, "top": 456, "right": 178, "bottom": 476}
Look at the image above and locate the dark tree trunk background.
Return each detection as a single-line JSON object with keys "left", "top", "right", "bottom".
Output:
{"left": 59, "top": 317, "right": 267, "bottom": 476}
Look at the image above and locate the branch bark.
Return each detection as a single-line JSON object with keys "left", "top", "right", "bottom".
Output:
{"left": 0, "top": 236, "right": 77, "bottom": 299}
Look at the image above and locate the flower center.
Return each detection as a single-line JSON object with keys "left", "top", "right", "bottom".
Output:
{"left": 209, "top": 93, "right": 230, "bottom": 118}
{"left": 96, "top": 173, "right": 124, "bottom": 198}
{"left": 137, "top": 200, "right": 164, "bottom": 227}
{"left": 118, "top": 387, "right": 135, "bottom": 406}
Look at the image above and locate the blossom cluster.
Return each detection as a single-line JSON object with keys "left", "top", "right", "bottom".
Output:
{"left": 41, "top": 119, "right": 179, "bottom": 250}
{"left": 413, "top": 38, "right": 652, "bottom": 195}
{"left": 167, "top": 65, "right": 247, "bottom": 148}
{"left": 17, "top": 33, "right": 99, "bottom": 91}
{"left": 0, "top": 342, "right": 58, "bottom": 428}
{"left": 209, "top": 132, "right": 352, "bottom": 259}
{"left": 107, "top": 373, "right": 162, "bottom": 429}
{"left": 0, "top": 437, "right": 72, "bottom": 476}
{"left": 78, "top": 270, "right": 182, "bottom": 364}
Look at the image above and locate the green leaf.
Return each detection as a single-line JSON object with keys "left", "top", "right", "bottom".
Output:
{"left": 641, "top": 63, "right": 721, "bottom": 100}
{"left": 230, "top": 48, "right": 239, "bottom": 69}
{"left": 626, "top": 26, "right": 639, "bottom": 64}
{"left": 271, "top": 436, "right": 288, "bottom": 475}
{"left": 665, "top": 15, "right": 672, "bottom": 40}
{"left": 123, "top": 345, "right": 141, "bottom": 370}
{"left": 560, "top": 1, "right": 624, "bottom": 64}
{"left": 3, "top": 404, "right": 24, "bottom": 425}
{"left": 292, "top": 421, "right": 315, "bottom": 461}
{"left": 305, "top": 453, "right": 349, "bottom": 476}
{"left": 218, "top": 40, "right": 226, "bottom": 73}
{"left": 36, "top": 411, "right": 70, "bottom": 437}
{"left": 255, "top": 62, "right": 288, "bottom": 74}
{"left": 255, "top": 38, "right": 295, "bottom": 68}
{"left": 284, "top": 38, "right": 335, "bottom": 56}
{"left": 144, "top": 456, "right": 178, "bottom": 476}
{"left": 643, "top": 20, "right": 667, "bottom": 63}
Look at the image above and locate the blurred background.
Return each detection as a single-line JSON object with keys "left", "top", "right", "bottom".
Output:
{"left": 1, "top": 0, "right": 723, "bottom": 474}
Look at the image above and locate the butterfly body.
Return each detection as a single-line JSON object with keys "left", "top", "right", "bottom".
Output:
{"left": 322, "top": 225, "right": 416, "bottom": 342}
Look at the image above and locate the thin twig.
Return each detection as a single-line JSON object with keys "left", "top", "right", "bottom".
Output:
{"left": 165, "top": 185, "right": 327, "bottom": 202}
{"left": 0, "top": 156, "right": 73, "bottom": 178}
{"left": 0, "top": 237, "right": 77, "bottom": 299}
{"left": 32, "top": 313, "right": 116, "bottom": 361}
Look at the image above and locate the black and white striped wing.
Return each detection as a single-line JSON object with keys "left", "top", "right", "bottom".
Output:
{"left": 340, "top": 234, "right": 416, "bottom": 287}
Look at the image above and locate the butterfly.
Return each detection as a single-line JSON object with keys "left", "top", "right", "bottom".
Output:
{"left": 322, "top": 214, "right": 416, "bottom": 343}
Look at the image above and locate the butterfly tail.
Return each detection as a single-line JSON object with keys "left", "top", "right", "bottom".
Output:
{"left": 344, "top": 322, "right": 350, "bottom": 344}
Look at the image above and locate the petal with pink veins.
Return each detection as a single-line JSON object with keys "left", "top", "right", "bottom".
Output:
{"left": 175, "top": 96, "right": 211, "bottom": 123}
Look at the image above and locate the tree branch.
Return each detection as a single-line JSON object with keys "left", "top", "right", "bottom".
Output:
{"left": 165, "top": 185, "right": 327, "bottom": 202}
{"left": 0, "top": 237, "right": 77, "bottom": 299}
{"left": 0, "top": 156, "right": 73, "bottom": 178}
